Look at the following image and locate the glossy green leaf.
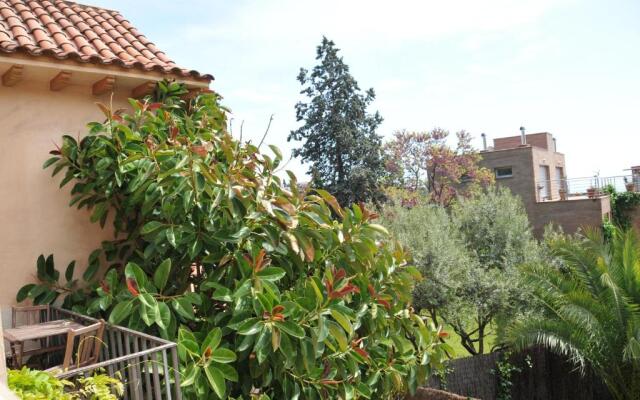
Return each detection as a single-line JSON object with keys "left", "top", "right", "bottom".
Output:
{"left": 236, "top": 318, "right": 262, "bottom": 335}
{"left": 256, "top": 267, "right": 286, "bottom": 282}
{"left": 215, "top": 363, "right": 238, "bottom": 382}
{"left": 275, "top": 320, "right": 305, "bottom": 339}
{"left": 202, "top": 328, "right": 222, "bottom": 353}
{"left": 125, "top": 262, "right": 147, "bottom": 287}
{"left": 205, "top": 364, "right": 226, "bottom": 398}
{"left": 172, "top": 297, "right": 195, "bottom": 320}
{"left": 330, "top": 309, "right": 352, "bottom": 335}
{"left": 65, "top": 261, "right": 76, "bottom": 282}
{"left": 328, "top": 322, "right": 348, "bottom": 352}
{"left": 154, "top": 258, "right": 171, "bottom": 291}
{"left": 16, "top": 284, "right": 35, "bottom": 303}
{"left": 211, "top": 348, "right": 236, "bottom": 364}
{"left": 141, "top": 221, "right": 164, "bottom": 235}
{"left": 109, "top": 301, "right": 133, "bottom": 325}
{"left": 157, "top": 301, "right": 171, "bottom": 330}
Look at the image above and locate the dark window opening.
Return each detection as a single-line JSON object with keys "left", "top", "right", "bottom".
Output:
{"left": 495, "top": 167, "right": 513, "bottom": 179}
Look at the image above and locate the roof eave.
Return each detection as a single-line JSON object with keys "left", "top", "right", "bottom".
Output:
{"left": 0, "top": 52, "right": 212, "bottom": 88}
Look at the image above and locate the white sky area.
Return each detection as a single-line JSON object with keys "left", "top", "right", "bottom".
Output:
{"left": 96, "top": 0, "right": 640, "bottom": 179}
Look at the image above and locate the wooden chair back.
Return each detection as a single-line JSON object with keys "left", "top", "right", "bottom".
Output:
{"left": 60, "top": 320, "right": 105, "bottom": 371}
{"left": 11, "top": 305, "right": 50, "bottom": 328}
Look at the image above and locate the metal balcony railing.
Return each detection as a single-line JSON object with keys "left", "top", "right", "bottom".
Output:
{"left": 50, "top": 307, "right": 182, "bottom": 400}
{"left": 535, "top": 175, "right": 637, "bottom": 201}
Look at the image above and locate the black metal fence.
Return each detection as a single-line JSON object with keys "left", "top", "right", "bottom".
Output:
{"left": 427, "top": 347, "right": 612, "bottom": 400}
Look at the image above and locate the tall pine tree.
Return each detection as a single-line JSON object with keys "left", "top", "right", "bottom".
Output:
{"left": 289, "top": 37, "right": 385, "bottom": 206}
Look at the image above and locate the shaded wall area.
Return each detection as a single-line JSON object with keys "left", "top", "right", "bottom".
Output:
{"left": 0, "top": 80, "right": 129, "bottom": 313}
{"left": 427, "top": 348, "right": 612, "bottom": 400}
{"left": 531, "top": 196, "right": 611, "bottom": 237}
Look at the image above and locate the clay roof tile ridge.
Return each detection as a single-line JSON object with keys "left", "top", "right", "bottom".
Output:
{"left": 0, "top": 0, "right": 212, "bottom": 81}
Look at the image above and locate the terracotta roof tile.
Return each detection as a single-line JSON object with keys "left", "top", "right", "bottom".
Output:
{"left": 0, "top": 0, "right": 212, "bottom": 81}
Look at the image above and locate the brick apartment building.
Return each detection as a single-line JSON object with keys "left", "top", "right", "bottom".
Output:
{"left": 479, "top": 129, "right": 611, "bottom": 237}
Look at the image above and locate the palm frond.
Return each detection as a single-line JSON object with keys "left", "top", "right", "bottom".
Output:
{"left": 508, "top": 228, "right": 640, "bottom": 400}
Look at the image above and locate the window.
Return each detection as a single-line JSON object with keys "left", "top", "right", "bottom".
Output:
{"left": 495, "top": 167, "right": 513, "bottom": 179}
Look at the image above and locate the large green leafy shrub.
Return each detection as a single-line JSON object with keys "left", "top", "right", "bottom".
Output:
{"left": 19, "top": 82, "right": 444, "bottom": 399}
{"left": 507, "top": 228, "right": 640, "bottom": 400}
{"left": 8, "top": 367, "right": 123, "bottom": 400}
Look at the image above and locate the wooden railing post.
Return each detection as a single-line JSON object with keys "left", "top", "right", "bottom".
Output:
{"left": 0, "top": 309, "right": 7, "bottom": 383}
{"left": 0, "top": 309, "right": 20, "bottom": 399}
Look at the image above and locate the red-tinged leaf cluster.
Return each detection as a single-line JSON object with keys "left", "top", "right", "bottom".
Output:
{"left": 367, "top": 284, "right": 391, "bottom": 310}
{"left": 126, "top": 278, "right": 139, "bottom": 297}
{"left": 263, "top": 305, "right": 286, "bottom": 322}
{"left": 358, "top": 202, "right": 379, "bottom": 222}
{"left": 99, "top": 280, "right": 110, "bottom": 294}
{"left": 22, "top": 81, "right": 446, "bottom": 400}
{"left": 325, "top": 268, "right": 360, "bottom": 300}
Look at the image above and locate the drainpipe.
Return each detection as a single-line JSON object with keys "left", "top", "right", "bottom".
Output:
{"left": 553, "top": 137, "right": 557, "bottom": 152}
{"left": 481, "top": 133, "right": 487, "bottom": 151}
{"left": 520, "top": 126, "right": 526, "bottom": 145}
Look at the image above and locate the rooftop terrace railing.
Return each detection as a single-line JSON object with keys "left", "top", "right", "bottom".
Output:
{"left": 535, "top": 175, "right": 637, "bottom": 201}
{"left": 50, "top": 307, "right": 182, "bottom": 400}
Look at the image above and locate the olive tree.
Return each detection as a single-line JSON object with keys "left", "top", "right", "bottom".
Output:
{"left": 381, "top": 188, "right": 541, "bottom": 356}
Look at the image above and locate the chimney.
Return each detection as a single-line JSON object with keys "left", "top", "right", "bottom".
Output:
{"left": 520, "top": 126, "right": 526, "bottom": 145}
{"left": 553, "top": 137, "right": 557, "bottom": 152}
{"left": 481, "top": 133, "right": 487, "bottom": 151}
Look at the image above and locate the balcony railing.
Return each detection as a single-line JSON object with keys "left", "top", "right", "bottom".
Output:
{"left": 50, "top": 307, "right": 182, "bottom": 400}
{"left": 535, "top": 175, "right": 637, "bottom": 202}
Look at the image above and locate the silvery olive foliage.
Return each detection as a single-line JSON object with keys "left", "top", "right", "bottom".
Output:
{"left": 382, "top": 188, "right": 540, "bottom": 356}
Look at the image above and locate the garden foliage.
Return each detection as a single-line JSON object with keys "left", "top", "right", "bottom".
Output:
{"left": 8, "top": 367, "right": 123, "bottom": 400}
{"left": 18, "top": 82, "right": 445, "bottom": 399}
{"left": 508, "top": 228, "right": 640, "bottom": 400}
{"left": 381, "top": 188, "right": 540, "bottom": 356}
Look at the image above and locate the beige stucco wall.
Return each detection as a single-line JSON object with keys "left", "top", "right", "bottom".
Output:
{"left": 0, "top": 78, "right": 130, "bottom": 316}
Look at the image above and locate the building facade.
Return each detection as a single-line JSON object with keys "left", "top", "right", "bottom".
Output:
{"left": 0, "top": 0, "right": 212, "bottom": 309}
{"left": 479, "top": 130, "right": 611, "bottom": 237}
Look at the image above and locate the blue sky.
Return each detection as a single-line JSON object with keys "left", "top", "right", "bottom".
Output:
{"left": 95, "top": 0, "right": 640, "bottom": 179}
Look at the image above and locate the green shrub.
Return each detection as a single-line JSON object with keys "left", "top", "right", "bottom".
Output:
{"left": 606, "top": 186, "right": 640, "bottom": 229}
{"left": 507, "top": 228, "right": 640, "bottom": 400}
{"left": 381, "top": 188, "right": 541, "bottom": 356}
{"left": 8, "top": 367, "right": 123, "bottom": 400}
{"left": 18, "top": 82, "right": 445, "bottom": 399}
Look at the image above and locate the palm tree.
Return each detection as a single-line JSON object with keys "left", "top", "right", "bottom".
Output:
{"left": 507, "top": 228, "right": 640, "bottom": 400}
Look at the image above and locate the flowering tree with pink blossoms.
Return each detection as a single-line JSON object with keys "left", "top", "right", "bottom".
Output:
{"left": 384, "top": 129, "right": 493, "bottom": 207}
